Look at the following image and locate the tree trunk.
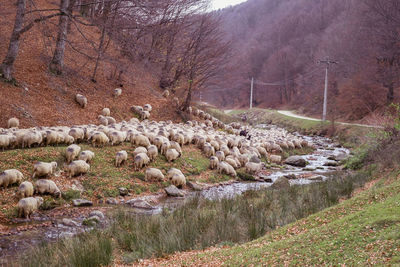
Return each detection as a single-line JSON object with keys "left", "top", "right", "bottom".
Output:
{"left": 49, "top": 0, "right": 70, "bottom": 75}
{"left": 386, "top": 83, "right": 394, "bottom": 104}
{"left": 181, "top": 80, "right": 193, "bottom": 111}
{"left": 0, "top": 0, "right": 26, "bottom": 81}
{"left": 91, "top": 25, "right": 106, "bottom": 82}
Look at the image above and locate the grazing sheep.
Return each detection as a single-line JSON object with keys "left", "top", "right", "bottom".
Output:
{"left": 166, "top": 168, "right": 184, "bottom": 180}
{"left": 269, "top": 155, "right": 282, "bottom": 164}
{"left": 22, "top": 131, "right": 43, "bottom": 148}
{"left": 143, "top": 104, "right": 152, "bottom": 112}
{"left": 140, "top": 110, "right": 150, "bottom": 120}
{"left": 134, "top": 153, "right": 150, "bottom": 171}
{"left": 166, "top": 148, "right": 180, "bottom": 162}
{"left": 162, "top": 90, "right": 169, "bottom": 98}
{"left": 144, "top": 168, "right": 164, "bottom": 181}
{"left": 16, "top": 181, "right": 34, "bottom": 199}
{"left": 171, "top": 173, "right": 186, "bottom": 189}
{"left": 32, "top": 162, "right": 57, "bottom": 178}
{"left": 113, "top": 88, "right": 122, "bottom": 97}
{"left": 169, "top": 141, "right": 182, "bottom": 156}
{"left": 64, "top": 160, "right": 90, "bottom": 177}
{"left": 245, "top": 162, "right": 262, "bottom": 174}
{"left": 44, "top": 130, "right": 59, "bottom": 146}
{"left": 35, "top": 179, "right": 61, "bottom": 197}
{"left": 7, "top": 117, "right": 19, "bottom": 128}
{"left": 217, "top": 161, "right": 237, "bottom": 177}
{"left": 225, "top": 156, "right": 239, "bottom": 169}
{"left": 78, "top": 150, "right": 95, "bottom": 163}
{"left": 133, "top": 146, "right": 148, "bottom": 157}
{"left": 0, "top": 134, "right": 16, "bottom": 150}
{"left": 215, "top": 151, "right": 225, "bottom": 162}
{"left": 75, "top": 94, "right": 87, "bottom": 108}
{"left": 131, "top": 105, "right": 143, "bottom": 115}
{"left": 209, "top": 156, "right": 219, "bottom": 170}
{"left": 109, "top": 130, "right": 126, "bottom": 145}
{"left": 98, "top": 115, "right": 109, "bottom": 126}
{"left": 17, "top": 197, "right": 43, "bottom": 218}
{"left": 115, "top": 150, "right": 128, "bottom": 167}
{"left": 106, "top": 116, "right": 116, "bottom": 125}
{"left": 147, "top": 145, "right": 158, "bottom": 161}
{"left": 0, "top": 169, "right": 23, "bottom": 188}
{"left": 101, "top": 108, "right": 110, "bottom": 116}
{"left": 132, "top": 134, "right": 151, "bottom": 147}
{"left": 238, "top": 154, "right": 250, "bottom": 167}
{"left": 203, "top": 144, "right": 215, "bottom": 158}
{"left": 65, "top": 144, "right": 81, "bottom": 163}
{"left": 90, "top": 131, "right": 109, "bottom": 147}
{"left": 68, "top": 128, "right": 84, "bottom": 143}
{"left": 161, "top": 141, "right": 171, "bottom": 155}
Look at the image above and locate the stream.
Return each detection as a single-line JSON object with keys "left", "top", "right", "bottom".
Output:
{"left": 0, "top": 126, "right": 350, "bottom": 264}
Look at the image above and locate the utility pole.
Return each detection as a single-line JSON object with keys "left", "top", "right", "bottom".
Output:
{"left": 318, "top": 57, "right": 338, "bottom": 121}
{"left": 250, "top": 77, "right": 254, "bottom": 109}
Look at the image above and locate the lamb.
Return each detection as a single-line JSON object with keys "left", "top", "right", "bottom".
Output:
{"left": 171, "top": 173, "right": 186, "bottom": 189}
{"left": 115, "top": 150, "right": 128, "bottom": 167}
{"left": 143, "top": 104, "right": 152, "bottom": 112}
{"left": 90, "top": 131, "right": 109, "bottom": 147}
{"left": 269, "top": 155, "right": 282, "bottom": 165}
{"left": 209, "top": 156, "right": 219, "bottom": 170}
{"left": 7, "top": 117, "right": 19, "bottom": 128}
{"left": 75, "top": 93, "right": 87, "bottom": 108}
{"left": 101, "top": 108, "right": 110, "bottom": 116}
{"left": 17, "top": 197, "right": 44, "bottom": 218}
{"left": 0, "top": 169, "right": 23, "bottom": 188}
{"left": 165, "top": 148, "right": 180, "bottom": 162}
{"left": 217, "top": 161, "right": 237, "bottom": 177}
{"left": 245, "top": 162, "right": 262, "bottom": 174}
{"left": 16, "top": 181, "right": 34, "bottom": 199}
{"left": 65, "top": 144, "right": 81, "bottom": 163}
{"left": 144, "top": 168, "right": 164, "bottom": 181}
{"left": 22, "top": 131, "right": 43, "bottom": 148}
{"left": 113, "top": 88, "right": 122, "bottom": 97}
{"left": 78, "top": 150, "right": 95, "bottom": 163}
{"left": 64, "top": 160, "right": 90, "bottom": 177}
{"left": 134, "top": 153, "right": 150, "bottom": 171}
{"left": 35, "top": 179, "right": 61, "bottom": 197}
{"left": 162, "top": 89, "right": 169, "bottom": 98}
{"left": 147, "top": 145, "right": 158, "bottom": 161}
{"left": 32, "top": 162, "right": 58, "bottom": 178}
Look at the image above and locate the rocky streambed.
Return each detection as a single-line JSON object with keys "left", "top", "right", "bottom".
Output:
{"left": 0, "top": 129, "right": 350, "bottom": 263}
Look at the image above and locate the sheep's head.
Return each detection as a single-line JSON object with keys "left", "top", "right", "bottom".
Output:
{"left": 35, "top": 197, "right": 44, "bottom": 206}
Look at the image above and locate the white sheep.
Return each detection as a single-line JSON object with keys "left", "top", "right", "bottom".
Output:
{"left": 162, "top": 90, "right": 169, "bottom": 98}
{"left": 68, "top": 128, "right": 84, "bottom": 143}
{"left": 134, "top": 153, "right": 150, "bottom": 171}
{"left": 209, "top": 156, "right": 219, "bottom": 170}
{"left": 133, "top": 146, "right": 148, "bottom": 157}
{"left": 75, "top": 93, "right": 87, "bottom": 108}
{"left": 64, "top": 160, "right": 90, "bottom": 177}
{"left": 269, "top": 155, "right": 282, "bottom": 165}
{"left": 65, "top": 144, "right": 81, "bottom": 163}
{"left": 35, "top": 179, "right": 61, "bottom": 197}
{"left": 78, "top": 150, "right": 95, "bottom": 163}
{"left": 91, "top": 131, "right": 109, "bottom": 147}
{"left": 166, "top": 168, "right": 184, "bottom": 180}
{"left": 115, "top": 150, "right": 128, "bottom": 167}
{"left": 245, "top": 162, "right": 262, "bottom": 174}
{"left": 113, "top": 88, "right": 122, "bottom": 97}
{"left": 7, "top": 117, "right": 19, "bottom": 128}
{"left": 143, "top": 104, "right": 152, "bottom": 112}
{"left": 17, "top": 197, "right": 43, "bottom": 218}
{"left": 22, "top": 131, "right": 43, "bottom": 148}
{"left": 101, "top": 108, "right": 111, "bottom": 116}
{"left": 171, "top": 173, "right": 186, "bottom": 188}
{"left": 144, "top": 168, "right": 164, "bottom": 181}
{"left": 166, "top": 148, "right": 180, "bottom": 162}
{"left": 140, "top": 110, "right": 150, "bottom": 120}
{"left": 217, "top": 161, "right": 237, "bottom": 177}
{"left": 106, "top": 116, "right": 116, "bottom": 125}
{"left": 147, "top": 145, "right": 158, "bottom": 161}
{"left": 132, "top": 134, "right": 151, "bottom": 147}
{"left": 32, "top": 162, "right": 57, "bottom": 178}
{"left": 0, "top": 134, "right": 16, "bottom": 150}
{"left": 109, "top": 130, "right": 126, "bottom": 145}
{"left": 98, "top": 115, "right": 109, "bottom": 126}
{"left": 170, "top": 141, "right": 182, "bottom": 156}
{"left": 0, "top": 169, "right": 23, "bottom": 188}
{"left": 16, "top": 181, "right": 34, "bottom": 199}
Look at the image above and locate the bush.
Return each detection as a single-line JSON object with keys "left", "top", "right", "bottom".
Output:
{"left": 62, "top": 189, "right": 81, "bottom": 201}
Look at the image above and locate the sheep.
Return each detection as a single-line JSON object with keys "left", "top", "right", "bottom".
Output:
{"left": 7, "top": 117, "right": 19, "bottom": 128}
{"left": 203, "top": 144, "right": 215, "bottom": 158}
{"left": 113, "top": 88, "right": 122, "bottom": 97}
{"left": 90, "top": 131, "right": 109, "bottom": 147}
{"left": 68, "top": 128, "right": 84, "bottom": 143}
{"left": 225, "top": 157, "right": 239, "bottom": 169}
{"left": 22, "top": 131, "right": 43, "bottom": 148}
{"left": 131, "top": 105, "right": 143, "bottom": 115}
{"left": 64, "top": 160, "right": 90, "bottom": 177}
{"left": 75, "top": 93, "right": 87, "bottom": 108}
{"left": 209, "top": 156, "right": 219, "bottom": 170}
{"left": 98, "top": 115, "right": 109, "bottom": 126}
{"left": 144, "top": 168, "right": 164, "bottom": 181}
{"left": 16, "top": 181, "right": 34, "bottom": 199}
{"left": 171, "top": 173, "right": 186, "bottom": 189}
{"left": 161, "top": 141, "right": 171, "bottom": 155}
{"left": 0, "top": 169, "right": 23, "bottom": 188}
{"left": 143, "top": 104, "right": 152, "bottom": 112}
{"left": 238, "top": 154, "right": 250, "bottom": 167}
{"left": 115, "top": 150, "right": 128, "bottom": 167}
{"left": 17, "top": 197, "right": 43, "bottom": 218}
{"left": 133, "top": 146, "right": 147, "bottom": 156}
{"left": 166, "top": 148, "right": 180, "bottom": 162}
{"left": 32, "top": 162, "right": 58, "bottom": 178}
{"left": 132, "top": 134, "right": 151, "bottom": 147}
{"left": 109, "top": 130, "right": 126, "bottom": 145}
{"left": 106, "top": 116, "right": 116, "bottom": 125}
{"left": 269, "top": 155, "right": 282, "bottom": 165}
{"left": 162, "top": 89, "right": 169, "bottom": 98}
{"left": 35, "top": 179, "right": 61, "bottom": 197}
{"left": 78, "top": 150, "right": 95, "bottom": 163}
{"left": 166, "top": 168, "right": 184, "bottom": 180}
{"left": 245, "top": 162, "right": 262, "bottom": 174}
{"left": 44, "top": 130, "right": 59, "bottom": 146}
{"left": 140, "top": 110, "right": 150, "bottom": 120}
{"left": 147, "top": 145, "right": 158, "bottom": 161}
{"left": 134, "top": 153, "right": 150, "bottom": 171}
{"left": 101, "top": 108, "right": 110, "bottom": 116}
{"left": 169, "top": 141, "right": 182, "bottom": 156}
{"left": 0, "top": 134, "right": 16, "bottom": 150}
{"left": 173, "top": 97, "right": 179, "bottom": 106}
{"left": 217, "top": 161, "right": 236, "bottom": 177}
{"left": 65, "top": 144, "right": 81, "bottom": 163}
{"left": 215, "top": 151, "right": 225, "bottom": 162}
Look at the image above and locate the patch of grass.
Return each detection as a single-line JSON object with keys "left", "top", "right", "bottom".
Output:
{"left": 237, "top": 171, "right": 256, "bottom": 181}
{"left": 62, "top": 189, "right": 81, "bottom": 201}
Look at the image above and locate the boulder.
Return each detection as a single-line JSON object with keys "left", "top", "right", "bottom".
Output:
{"left": 271, "top": 177, "right": 290, "bottom": 190}
{"left": 187, "top": 181, "right": 203, "bottom": 191}
{"left": 62, "top": 218, "right": 79, "bottom": 227}
{"left": 323, "top": 160, "right": 339, "bottom": 167}
{"left": 285, "top": 156, "right": 307, "bottom": 167}
{"left": 72, "top": 199, "right": 93, "bottom": 207}
{"left": 125, "top": 199, "right": 156, "bottom": 209}
{"left": 106, "top": 197, "right": 118, "bottom": 205}
{"left": 89, "top": 210, "right": 105, "bottom": 219}
{"left": 283, "top": 174, "right": 297, "bottom": 180}
{"left": 164, "top": 185, "right": 184, "bottom": 197}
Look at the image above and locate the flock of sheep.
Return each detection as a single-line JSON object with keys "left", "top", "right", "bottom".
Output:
{"left": 0, "top": 89, "right": 310, "bottom": 219}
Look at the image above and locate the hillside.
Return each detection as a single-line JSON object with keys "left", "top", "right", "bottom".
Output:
{"left": 0, "top": 0, "right": 178, "bottom": 128}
